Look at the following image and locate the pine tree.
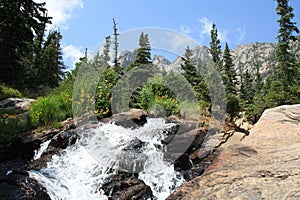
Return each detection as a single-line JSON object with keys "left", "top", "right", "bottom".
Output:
{"left": 181, "top": 46, "right": 209, "bottom": 103}
{"left": 275, "top": 0, "right": 299, "bottom": 83}
{"left": 223, "top": 43, "right": 238, "bottom": 94}
{"left": 262, "top": 0, "right": 300, "bottom": 107}
{"left": 181, "top": 46, "right": 198, "bottom": 86}
{"left": 222, "top": 43, "right": 240, "bottom": 120}
{"left": 254, "top": 62, "right": 263, "bottom": 93}
{"left": 39, "top": 30, "right": 66, "bottom": 88}
{"left": 240, "top": 70, "right": 255, "bottom": 106}
{"left": 127, "top": 32, "right": 152, "bottom": 71}
{"left": 112, "top": 18, "right": 122, "bottom": 74}
{"left": 0, "top": 0, "right": 51, "bottom": 88}
{"left": 209, "top": 23, "right": 222, "bottom": 70}
{"left": 102, "top": 35, "right": 111, "bottom": 64}
{"left": 134, "top": 32, "right": 152, "bottom": 65}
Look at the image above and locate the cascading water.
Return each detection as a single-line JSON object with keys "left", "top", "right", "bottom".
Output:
{"left": 30, "top": 118, "right": 185, "bottom": 200}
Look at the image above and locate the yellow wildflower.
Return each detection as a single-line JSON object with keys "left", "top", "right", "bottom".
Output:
{"left": 8, "top": 114, "right": 16, "bottom": 119}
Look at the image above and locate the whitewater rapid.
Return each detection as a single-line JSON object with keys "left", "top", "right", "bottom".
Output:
{"left": 30, "top": 118, "right": 185, "bottom": 200}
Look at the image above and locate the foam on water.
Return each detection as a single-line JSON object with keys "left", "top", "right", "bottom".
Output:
{"left": 30, "top": 118, "right": 184, "bottom": 199}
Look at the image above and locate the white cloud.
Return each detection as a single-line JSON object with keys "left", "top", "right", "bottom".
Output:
{"left": 165, "top": 31, "right": 198, "bottom": 55}
{"left": 237, "top": 27, "right": 246, "bottom": 44}
{"left": 198, "top": 17, "right": 246, "bottom": 46}
{"left": 36, "top": 0, "right": 84, "bottom": 29}
{"left": 180, "top": 25, "right": 193, "bottom": 34}
{"left": 199, "top": 17, "right": 228, "bottom": 42}
{"left": 199, "top": 17, "right": 213, "bottom": 39}
{"left": 63, "top": 45, "right": 84, "bottom": 68}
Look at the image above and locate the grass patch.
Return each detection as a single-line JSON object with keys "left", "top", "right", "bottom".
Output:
{"left": 0, "top": 83, "right": 23, "bottom": 100}
{"left": 29, "top": 92, "right": 72, "bottom": 129}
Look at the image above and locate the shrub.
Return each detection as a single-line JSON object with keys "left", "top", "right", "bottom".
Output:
{"left": 0, "top": 83, "right": 23, "bottom": 100}
{"left": 129, "top": 78, "right": 180, "bottom": 116}
{"left": 226, "top": 93, "right": 241, "bottom": 120}
{"left": 94, "top": 69, "right": 119, "bottom": 119}
{"left": 0, "top": 111, "right": 30, "bottom": 142}
{"left": 29, "top": 92, "right": 72, "bottom": 128}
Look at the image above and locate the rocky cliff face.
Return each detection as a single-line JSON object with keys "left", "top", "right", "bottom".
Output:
{"left": 119, "top": 40, "right": 300, "bottom": 77}
{"left": 119, "top": 50, "right": 137, "bottom": 69}
{"left": 167, "top": 104, "right": 300, "bottom": 199}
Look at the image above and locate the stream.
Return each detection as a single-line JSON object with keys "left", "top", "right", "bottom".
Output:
{"left": 29, "top": 118, "right": 185, "bottom": 200}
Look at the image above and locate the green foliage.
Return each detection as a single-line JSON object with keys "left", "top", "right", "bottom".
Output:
{"left": 29, "top": 92, "right": 72, "bottom": 129}
{"left": 209, "top": 23, "right": 222, "bottom": 69}
{"left": 127, "top": 32, "right": 152, "bottom": 72}
{"left": 94, "top": 69, "right": 119, "bottom": 119}
{"left": 36, "top": 30, "right": 66, "bottom": 88}
{"left": 181, "top": 46, "right": 210, "bottom": 103}
{"left": 112, "top": 18, "right": 122, "bottom": 74}
{"left": 240, "top": 70, "right": 255, "bottom": 107}
{"left": 0, "top": 0, "right": 51, "bottom": 89}
{"left": 0, "top": 111, "right": 30, "bottom": 142}
{"left": 0, "top": 83, "right": 23, "bottom": 100}
{"left": 129, "top": 77, "right": 180, "bottom": 116}
{"left": 264, "top": 80, "right": 288, "bottom": 108}
{"left": 226, "top": 92, "right": 241, "bottom": 120}
{"left": 222, "top": 43, "right": 238, "bottom": 95}
{"left": 35, "top": 59, "right": 79, "bottom": 127}
{"left": 275, "top": 0, "right": 299, "bottom": 82}
{"left": 245, "top": 94, "right": 265, "bottom": 123}
{"left": 103, "top": 35, "right": 111, "bottom": 64}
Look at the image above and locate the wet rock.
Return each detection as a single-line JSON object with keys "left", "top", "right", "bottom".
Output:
{"left": 162, "top": 121, "right": 180, "bottom": 136}
{"left": 167, "top": 104, "right": 300, "bottom": 200}
{"left": 0, "top": 159, "right": 28, "bottom": 176}
{"left": 182, "top": 167, "right": 205, "bottom": 181}
{"left": 102, "top": 109, "right": 147, "bottom": 129}
{"left": 164, "top": 128, "right": 207, "bottom": 163}
{"left": 0, "top": 129, "right": 59, "bottom": 163}
{"left": 123, "top": 137, "right": 146, "bottom": 151}
{"left": 165, "top": 117, "right": 199, "bottom": 135}
{"left": 27, "top": 130, "right": 79, "bottom": 171}
{"left": 0, "top": 135, "right": 40, "bottom": 163}
{"left": 0, "top": 170, "right": 50, "bottom": 200}
{"left": 49, "top": 130, "right": 78, "bottom": 149}
{"left": 117, "top": 152, "right": 147, "bottom": 173}
{"left": 101, "top": 173, "right": 153, "bottom": 200}
{"left": 174, "top": 154, "right": 193, "bottom": 171}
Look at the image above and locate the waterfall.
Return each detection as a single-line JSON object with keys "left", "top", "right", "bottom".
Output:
{"left": 33, "top": 139, "right": 51, "bottom": 160}
{"left": 30, "top": 118, "right": 185, "bottom": 200}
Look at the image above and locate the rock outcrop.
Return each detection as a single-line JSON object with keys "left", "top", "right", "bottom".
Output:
{"left": 101, "top": 173, "right": 153, "bottom": 200}
{"left": 0, "top": 170, "right": 51, "bottom": 200}
{"left": 0, "top": 115, "right": 78, "bottom": 199}
{"left": 118, "top": 40, "right": 300, "bottom": 79}
{"left": 167, "top": 104, "right": 300, "bottom": 200}
{"left": 0, "top": 98, "right": 36, "bottom": 112}
{"left": 101, "top": 108, "right": 148, "bottom": 129}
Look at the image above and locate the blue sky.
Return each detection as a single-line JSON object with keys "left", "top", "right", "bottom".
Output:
{"left": 36, "top": 0, "right": 300, "bottom": 69}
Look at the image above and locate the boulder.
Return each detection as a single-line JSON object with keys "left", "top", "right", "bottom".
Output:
{"left": 101, "top": 109, "right": 148, "bottom": 129}
{"left": 163, "top": 128, "right": 207, "bottom": 163}
{"left": 167, "top": 104, "right": 300, "bottom": 199}
{"left": 122, "top": 137, "right": 146, "bottom": 152}
{"left": 48, "top": 130, "right": 78, "bottom": 149}
{"left": 101, "top": 173, "right": 153, "bottom": 200}
{"left": 0, "top": 98, "right": 36, "bottom": 112}
{"left": 27, "top": 130, "right": 79, "bottom": 171}
{"left": 0, "top": 170, "right": 50, "bottom": 200}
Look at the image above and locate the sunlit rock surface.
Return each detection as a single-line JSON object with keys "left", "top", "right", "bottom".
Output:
{"left": 168, "top": 104, "right": 300, "bottom": 200}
